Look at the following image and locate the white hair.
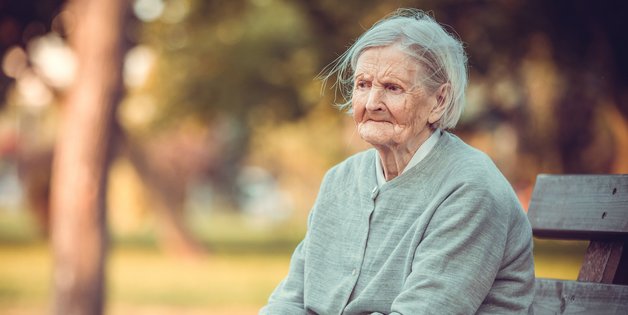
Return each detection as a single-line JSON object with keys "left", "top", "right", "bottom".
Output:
{"left": 321, "top": 8, "right": 468, "bottom": 130}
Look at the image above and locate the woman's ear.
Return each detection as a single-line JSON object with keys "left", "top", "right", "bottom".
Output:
{"left": 428, "top": 83, "right": 449, "bottom": 125}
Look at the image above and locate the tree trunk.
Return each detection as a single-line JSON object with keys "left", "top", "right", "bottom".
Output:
{"left": 50, "top": 0, "right": 129, "bottom": 314}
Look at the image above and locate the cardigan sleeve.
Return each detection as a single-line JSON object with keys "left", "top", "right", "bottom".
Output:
{"left": 386, "top": 181, "right": 534, "bottom": 315}
{"left": 259, "top": 238, "right": 307, "bottom": 315}
{"left": 260, "top": 165, "right": 341, "bottom": 315}
{"left": 260, "top": 207, "right": 318, "bottom": 315}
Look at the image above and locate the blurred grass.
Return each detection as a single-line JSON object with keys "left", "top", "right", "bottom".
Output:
{"left": 0, "top": 210, "right": 298, "bottom": 314}
{"left": 0, "top": 244, "right": 51, "bottom": 307}
{"left": 0, "top": 243, "right": 291, "bottom": 315}
{"left": 0, "top": 210, "right": 587, "bottom": 315}
{"left": 108, "top": 248, "right": 290, "bottom": 309}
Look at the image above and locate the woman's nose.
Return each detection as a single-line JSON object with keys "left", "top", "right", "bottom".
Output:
{"left": 365, "top": 88, "right": 385, "bottom": 111}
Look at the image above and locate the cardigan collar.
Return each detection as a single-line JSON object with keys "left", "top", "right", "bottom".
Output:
{"left": 374, "top": 129, "right": 442, "bottom": 187}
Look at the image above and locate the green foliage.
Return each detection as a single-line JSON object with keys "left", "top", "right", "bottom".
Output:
{"left": 142, "top": 0, "right": 318, "bottom": 129}
{"left": 0, "top": 211, "right": 42, "bottom": 244}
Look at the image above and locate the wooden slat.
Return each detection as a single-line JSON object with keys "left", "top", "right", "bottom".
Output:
{"left": 533, "top": 278, "right": 628, "bottom": 314}
{"left": 527, "top": 174, "right": 628, "bottom": 240}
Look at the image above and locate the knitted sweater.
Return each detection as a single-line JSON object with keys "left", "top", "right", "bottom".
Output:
{"left": 261, "top": 131, "right": 535, "bottom": 315}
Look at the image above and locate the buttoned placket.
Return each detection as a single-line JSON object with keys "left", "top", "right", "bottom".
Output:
{"left": 341, "top": 185, "right": 380, "bottom": 313}
{"left": 357, "top": 185, "right": 379, "bottom": 278}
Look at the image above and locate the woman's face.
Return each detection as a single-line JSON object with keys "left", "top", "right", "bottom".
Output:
{"left": 352, "top": 45, "right": 444, "bottom": 150}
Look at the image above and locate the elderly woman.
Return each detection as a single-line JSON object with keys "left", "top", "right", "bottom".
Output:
{"left": 261, "top": 9, "right": 534, "bottom": 315}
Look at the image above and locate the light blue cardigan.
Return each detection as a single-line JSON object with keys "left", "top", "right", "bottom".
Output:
{"left": 261, "top": 131, "right": 535, "bottom": 314}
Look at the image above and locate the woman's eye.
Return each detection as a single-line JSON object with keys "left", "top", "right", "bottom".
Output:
{"left": 385, "top": 84, "right": 402, "bottom": 93}
{"left": 355, "top": 80, "right": 370, "bottom": 90}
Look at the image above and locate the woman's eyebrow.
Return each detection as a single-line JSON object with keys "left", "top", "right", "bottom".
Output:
{"left": 353, "top": 72, "right": 372, "bottom": 80}
{"left": 379, "top": 74, "right": 410, "bottom": 86}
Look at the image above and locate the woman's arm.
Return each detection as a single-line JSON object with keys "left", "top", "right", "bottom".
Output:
{"left": 260, "top": 205, "right": 319, "bottom": 314}
{"left": 259, "top": 238, "right": 308, "bottom": 314}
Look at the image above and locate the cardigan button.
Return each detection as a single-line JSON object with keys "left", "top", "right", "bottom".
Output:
{"left": 371, "top": 186, "right": 379, "bottom": 199}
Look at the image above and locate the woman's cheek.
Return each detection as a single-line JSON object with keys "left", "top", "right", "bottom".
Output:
{"left": 352, "top": 96, "right": 365, "bottom": 122}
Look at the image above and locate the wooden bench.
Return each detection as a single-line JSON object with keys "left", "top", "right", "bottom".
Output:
{"left": 527, "top": 174, "right": 628, "bottom": 314}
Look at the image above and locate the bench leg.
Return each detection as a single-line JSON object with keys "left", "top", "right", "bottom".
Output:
{"left": 578, "top": 240, "right": 628, "bottom": 284}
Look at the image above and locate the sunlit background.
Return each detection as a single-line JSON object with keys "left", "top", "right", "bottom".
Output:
{"left": 1, "top": 0, "right": 627, "bottom": 314}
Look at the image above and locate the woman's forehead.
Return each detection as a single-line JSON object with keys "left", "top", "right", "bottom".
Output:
{"left": 355, "top": 46, "right": 421, "bottom": 78}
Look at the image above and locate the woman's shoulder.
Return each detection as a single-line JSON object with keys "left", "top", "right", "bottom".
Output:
{"left": 435, "top": 133, "right": 526, "bottom": 221}
{"left": 436, "top": 132, "right": 512, "bottom": 192}
{"left": 440, "top": 132, "right": 493, "bottom": 164}
{"left": 439, "top": 132, "right": 499, "bottom": 171}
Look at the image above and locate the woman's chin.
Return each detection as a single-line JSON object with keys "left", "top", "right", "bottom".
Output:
{"left": 357, "top": 125, "right": 391, "bottom": 146}
{"left": 359, "top": 133, "right": 392, "bottom": 147}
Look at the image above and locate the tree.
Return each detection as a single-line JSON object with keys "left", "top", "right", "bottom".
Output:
{"left": 49, "top": 0, "right": 130, "bottom": 314}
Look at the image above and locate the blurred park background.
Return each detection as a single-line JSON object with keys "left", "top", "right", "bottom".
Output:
{"left": 0, "top": 0, "right": 627, "bottom": 314}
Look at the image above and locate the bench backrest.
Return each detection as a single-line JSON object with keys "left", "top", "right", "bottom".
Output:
{"left": 527, "top": 174, "right": 628, "bottom": 314}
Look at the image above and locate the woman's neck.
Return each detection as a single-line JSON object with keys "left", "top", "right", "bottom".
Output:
{"left": 375, "top": 130, "right": 434, "bottom": 181}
